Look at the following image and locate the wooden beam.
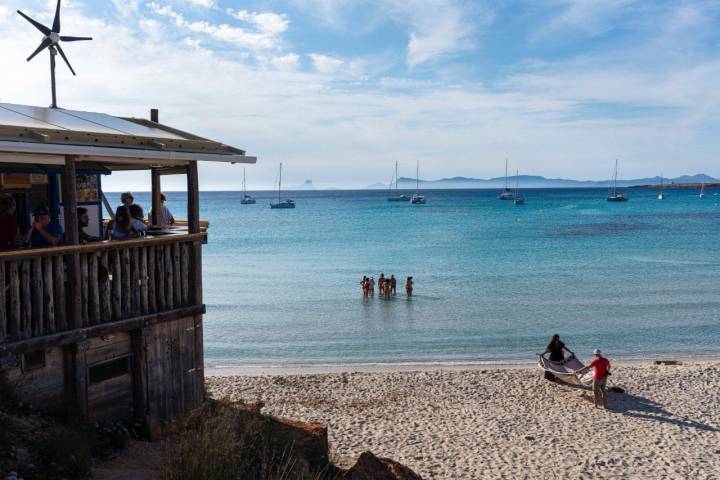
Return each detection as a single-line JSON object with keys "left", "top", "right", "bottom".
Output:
{"left": 186, "top": 162, "right": 200, "bottom": 234}
{"left": 151, "top": 169, "right": 161, "bottom": 226}
{"left": 0, "top": 233, "right": 206, "bottom": 261}
{"left": 62, "top": 155, "right": 80, "bottom": 246}
{"left": 0, "top": 305, "right": 206, "bottom": 354}
{"left": 131, "top": 327, "right": 150, "bottom": 427}
{"left": 63, "top": 156, "right": 82, "bottom": 330}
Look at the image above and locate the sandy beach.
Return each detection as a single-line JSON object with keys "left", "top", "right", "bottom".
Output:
{"left": 207, "top": 362, "right": 720, "bottom": 479}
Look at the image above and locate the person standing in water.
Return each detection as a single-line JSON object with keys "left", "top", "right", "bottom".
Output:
{"left": 405, "top": 276, "right": 414, "bottom": 296}
{"left": 369, "top": 277, "right": 376, "bottom": 295}
{"left": 378, "top": 273, "right": 386, "bottom": 295}
{"left": 390, "top": 275, "right": 397, "bottom": 294}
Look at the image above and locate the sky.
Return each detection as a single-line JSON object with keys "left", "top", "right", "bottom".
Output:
{"left": 1, "top": 0, "right": 720, "bottom": 190}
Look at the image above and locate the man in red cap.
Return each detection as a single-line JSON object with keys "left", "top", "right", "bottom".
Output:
{"left": 577, "top": 349, "right": 611, "bottom": 408}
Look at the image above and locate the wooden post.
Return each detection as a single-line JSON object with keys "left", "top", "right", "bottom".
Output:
{"left": 63, "top": 156, "right": 82, "bottom": 329}
{"left": 186, "top": 162, "right": 200, "bottom": 234}
{"left": 151, "top": 169, "right": 161, "bottom": 226}
{"left": 62, "top": 156, "right": 79, "bottom": 246}
{"left": 131, "top": 327, "right": 149, "bottom": 429}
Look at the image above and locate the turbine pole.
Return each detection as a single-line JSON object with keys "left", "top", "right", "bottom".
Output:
{"left": 50, "top": 46, "right": 58, "bottom": 108}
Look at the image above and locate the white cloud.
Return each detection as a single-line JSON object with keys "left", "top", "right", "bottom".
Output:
{"left": 147, "top": 3, "right": 286, "bottom": 50}
{"left": 308, "top": 53, "right": 344, "bottom": 74}
{"left": 226, "top": 9, "right": 289, "bottom": 36}
{"left": 185, "top": 0, "right": 215, "bottom": 7}
{"left": 269, "top": 53, "right": 300, "bottom": 71}
{"left": 404, "top": 1, "right": 479, "bottom": 67}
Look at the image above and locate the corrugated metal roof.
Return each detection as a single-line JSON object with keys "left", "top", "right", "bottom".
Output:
{"left": 0, "top": 103, "right": 256, "bottom": 166}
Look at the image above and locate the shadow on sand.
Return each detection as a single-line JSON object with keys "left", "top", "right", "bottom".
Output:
{"left": 605, "top": 391, "right": 716, "bottom": 432}
{"left": 548, "top": 378, "right": 718, "bottom": 432}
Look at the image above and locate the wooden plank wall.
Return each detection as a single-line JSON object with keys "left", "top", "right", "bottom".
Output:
{"left": 144, "top": 315, "right": 202, "bottom": 439}
{"left": 3, "top": 347, "right": 65, "bottom": 409}
{"left": 0, "top": 239, "right": 198, "bottom": 345}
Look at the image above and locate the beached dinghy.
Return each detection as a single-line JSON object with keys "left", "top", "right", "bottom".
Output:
{"left": 537, "top": 354, "right": 594, "bottom": 386}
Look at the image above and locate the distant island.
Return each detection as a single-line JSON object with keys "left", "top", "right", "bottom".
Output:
{"left": 366, "top": 173, "right": 718, "bottom": 189}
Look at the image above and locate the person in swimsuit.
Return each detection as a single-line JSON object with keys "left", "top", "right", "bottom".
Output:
{"left": 390, "top": 275, "right": 397, "bottom": 294}
{"left": 405, "top": 276, "right": 413, "bottom": 296}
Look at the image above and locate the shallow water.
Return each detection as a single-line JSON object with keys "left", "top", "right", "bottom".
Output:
{"left": 110, "top": 188, "right": 720, "bottom": 366}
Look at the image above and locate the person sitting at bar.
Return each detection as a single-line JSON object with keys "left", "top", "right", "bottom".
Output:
{"left": 120, "top": 191, "right": 134, "bottom": 208}
{"left": 77, "top": 207, "right": 100, "bottom": 243}
{"left": 0, "top": 195, "right": 20, "bottom": 249}
{"left": 128, "top": 204, "right": 147, "bottom": 234}
{"left": 149, "top": 193, "right": 175, "bottom": 226}
{"left": 23, "top": 206, "right": 64, "bottom": 248}
{"left": 109, "top": 206, "right": 140, "bottom": 240}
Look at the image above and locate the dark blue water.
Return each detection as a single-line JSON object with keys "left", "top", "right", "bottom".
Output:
{"left": 110, "top": 188, "right": 720, "bottom": 366}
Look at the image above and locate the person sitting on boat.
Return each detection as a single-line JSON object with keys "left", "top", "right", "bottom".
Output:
{"left": 540, "top": 334, "right": 575, "bottom": 381}
{"left": 23, "top": 206, "right": 64, "bottom": 248}
{"left": 575, "top": 349, "right": 611, "bottom": 409}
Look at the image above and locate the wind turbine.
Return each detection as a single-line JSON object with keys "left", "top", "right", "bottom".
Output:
{"left": 17, "top": 0, "right": 92, "bottom": 109}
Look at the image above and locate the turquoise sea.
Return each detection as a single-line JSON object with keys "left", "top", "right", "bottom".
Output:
{"left": 111, "top": 188, "right": 720, "bottom": 367}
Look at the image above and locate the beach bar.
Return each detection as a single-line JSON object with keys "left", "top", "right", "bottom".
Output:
{"left": 0, "top": 103, "right": 255, "bottom": 437}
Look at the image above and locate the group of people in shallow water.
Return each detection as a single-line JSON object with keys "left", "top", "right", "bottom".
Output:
{"left": 360, "top": 273, "right": 414, "bottom": 298}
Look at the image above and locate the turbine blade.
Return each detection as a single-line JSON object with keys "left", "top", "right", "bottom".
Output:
{"left": 52, "top": 0, "right": 61, "bottom": 33}
{"left": 26, "top": 37, "right": 53, "bottom": 62}
{"left": 60, "top": 36, "right": 92, "bottom": 42}
{"left": 55, "top": 44, "right": 76, "bottom": 76}
{"left": 17, "top": 10, "right": 51, "bottom": 36}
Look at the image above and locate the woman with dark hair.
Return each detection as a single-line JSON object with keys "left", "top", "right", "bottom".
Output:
{"left": 128, "top": 204, "right": 147, "bottom": 234}
{"left": 109, "top": 206, "right": 140, "bottom": 240}
{"left": 0, "top": 195, "right": 19, "bottom": 249}
{"left": 540, "top": 334, "right": 575, "bottom": 381}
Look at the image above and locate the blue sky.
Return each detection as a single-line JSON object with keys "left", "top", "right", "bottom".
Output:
{"left": 1, "top": 0, "right": 720, "bottom": 190}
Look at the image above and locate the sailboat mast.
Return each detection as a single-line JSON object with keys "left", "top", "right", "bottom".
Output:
{"left": 505, "top": 159, "right": 508, "bottom": 190}
{"left": 416, "top": 160, "right": 419, "bottom": 193}
{"left": 395, "top": 161, "right": 399, "bottom": 193}
{"left": 279, "top": 163, "right": 282, "bottom": 202}
{"left": 613, "top": 159, "right": 618, "bottom": 195}
{"left": 242, "top": 168, "right": 246, "bottom": 195}
{"left": 515, "top": 169, "right": 519, "bottom": 195}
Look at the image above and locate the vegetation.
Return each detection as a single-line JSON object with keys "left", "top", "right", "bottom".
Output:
{"left": 161, "top": 400, "right": 340, "bottom": 480}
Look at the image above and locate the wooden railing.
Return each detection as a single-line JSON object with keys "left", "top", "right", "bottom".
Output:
{"left": 0, "top": 233, "right": 205, "bottom": 346}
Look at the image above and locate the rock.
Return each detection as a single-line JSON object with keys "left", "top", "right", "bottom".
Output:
{"left": 267, "top": 417, "right": 331, "bottom": 477}
{"left": 344, "top": 451, "right": 424, "bottom": 480}
{"left": 525, "top": 435, "right": 535, "bottom": 441}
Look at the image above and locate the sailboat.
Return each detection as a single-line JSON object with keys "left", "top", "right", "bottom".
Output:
{"left": 270, "top": 163, "right": 296, "bottom": 209}
{"left": 699, "top": 182, "right": 706, "bottom": 198}
{"left": 387, "top": 161, "right": 410, "bottom": 201}
{"left": 411, "top": 160, "right": 426, "bottom": 204}
{"left": 240, "top": 168, "right": 256, "bottom": 204}
{"left": 658, "top": 174, "right": 665, "bottom": 200}
{"left": 607, "top": 159, "right": 628, "bottom": 202}
{"left": 513, "top": 170, "right": 525, "bottom": 205}
{"left": 498, "top": 159, "right": 514, "bottom": 200}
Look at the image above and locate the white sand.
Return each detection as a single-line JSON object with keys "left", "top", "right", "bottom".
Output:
{"left": 207, "top": 362, "right": 720, "bottom": 479}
